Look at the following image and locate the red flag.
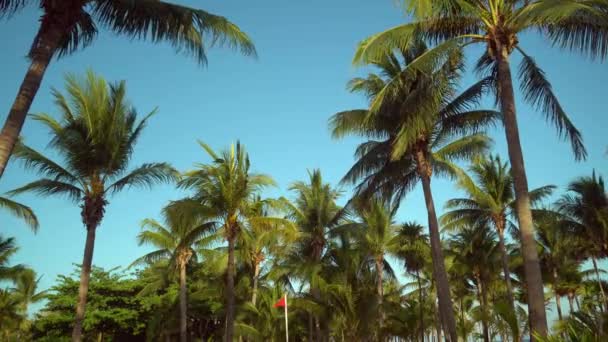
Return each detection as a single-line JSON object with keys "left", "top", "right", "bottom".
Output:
{"left": 273, "top": 297, "right": 286, "bottom": 308}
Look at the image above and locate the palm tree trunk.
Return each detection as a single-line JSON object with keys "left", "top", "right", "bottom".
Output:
{"left": 460, "top": 297, "right": 466, "bottom": 342}
{"left": 475, "top": 275, "right": 490, "bottom": 342}
{"left": 417, "top": 270, "right": 425, "bottom": 342}
{"left": 72, "top": 226, "right": 97, "bottom": 341}
{"left": 0, "top": 23, "right": 63, "bottom": 179}
{"left": 180, "top": 262, "right": 188, "bottom": 342}
{"left": 592, "top": 256, "right": 607, "bottom": 312}
{"left": 496, "top": 49, "right": 548, "bottom": 339}
{"left": 225, "top": 234, "right": 236, "bottom": 342}
{"left": 251, "top": 261, "right": 261, "bottom": 306}
{"left": 308, "top": 313, "right": 314, "bottom": 342}
{"left": 434, "top": 300, "right": 443, "bottom": 342}
{"left": 497, "top": 228, "right": 515, "bottom": 307}
{"left": 567, "top": 293, "right": 574, "bottom": 314}
{"left": 552, "top": 267, "right": 562, "bottom": 321}
{"left": 376, "top": 255, "right": 385, "bottom": 335}
{"left": 415, "top": 150, "right": 458, "bottom": 342}
{"left": 575, "top": 295, "right": 581, "bottom": 311}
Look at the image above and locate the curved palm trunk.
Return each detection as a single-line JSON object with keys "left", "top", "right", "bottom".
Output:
{"left": 72, "top": 226, "right": 97, "bottom": 341}
{"left": 180, "top": 262, "right": 188, "bottom": 342}
{"left": 376, "top": 255, "right": 385, "bottom": 338}
{"left": 496, "top": 227, "right": 515, "bottom": 307}
{"left": 0, "top": 23, "right": 63, "bottom": 178}
{"left": 251, "top": 261, "right": 261, "bottom": 306}
{"left": 496, "top": 50, "right": 548, "bottom": 339}
{"left": 567, "top": 293, "right": 575, "bottom": 314}
{"left": 417, "top": 270, "right": 425, "bottom": 342}
{"left": 415, "top": 150, "right": 458, "bottom": 342}
{"left": 225, "top": 234, "right": 236, "bottom": 342}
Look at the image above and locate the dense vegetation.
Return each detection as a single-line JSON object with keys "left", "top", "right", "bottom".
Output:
{"left": 0, "top": 0, "right": 607, "bottom": 341}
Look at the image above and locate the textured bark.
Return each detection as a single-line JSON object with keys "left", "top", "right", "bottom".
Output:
{"left": 415, "top": 149, "right": 458, "bottom": 342}
{"left": 0, "top": 15, "right": 64, "bottom": 178}
{"left": 225, "top": 233, "right": 236, "bottom": 342}
{"left": 71, "top": 226, "right": 97, "bottom": 341}
{"left": 376, "top": 255, "right": 385, "bottom": 338}
{"left": 496, "top": 49, "right": 548, "bottom": 339}
{"left": 180, "top": 262, "right": 188, "bottom": 342}
{"left": 308, "top": 313, "right": 314, "bottom": 342}
{"left": 434, "top": 301, "right": 443, "bottom": 342}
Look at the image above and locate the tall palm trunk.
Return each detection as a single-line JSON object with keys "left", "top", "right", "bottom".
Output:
{"left": 591, "top": 256, "right": 607, "bottom": 311}
{"left": 475, "top": 274, "right": 490, "bottom": 342}
{"left": 434, "top": 300, "right": 443, "bottom": 342}
{"left": 180, "top": 262, "right": 188, "bottom": 342}
{"left": 225, "top": 232, "right": 236, "bottom": 342}
{"left": 0, "top": 20, "right": 65, "bottom": 178}
{"left": 376, "top": 255, "right": 385, "bottom": 338}
{"left": 552, "top": 267, "right": 563, "bottom": 321}
{"left": 567, "top": 293, "right": 575, "bottom": 314}
{"left": 251, "top": 261, "right": 261, "bottom": 306}
{"left": 496, "top": 49, "right": 548, "bottom": 338}
{"left": 496, "top": 221, "right": 515, "bottom": 307}
{"left": 415, "top": 149, "right": 458, "bottom": 342}
{"left": 417, "top": 269, "right": 425, "bottom": 342}
{"left": 72, "top": 226, "right": 97, "bottom": 341}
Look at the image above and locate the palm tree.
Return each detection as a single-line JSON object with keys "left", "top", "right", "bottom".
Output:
{"left": 0, "top": 0, "right": 256, "bottom": 178}
{"left": 351, "top": 2, "right": 606, "bottom": 335}
{"left": 8, "top": 71, "right": 178, "bottom": 341}
{"left": 447, "top": 225, "right": 501, "bottom": 342}
{"left": 0, "top": 236, "right": 23, "bottom": 282}
{"left": 131, "top": 202, "right": 218, "bottom": 342}
{"left": 441, "top": 154, "right": 555, "bottom": 308}
{"left": 397, "top": 221, "right": 431, "bottom": 342}
{"left": 11, "top": 268, "right": 47, "bottom": 315}
{"left": 329, "top": 41, "right": 497, "bottom": 341}
{"left": 338, "top": 199, "right": 400, "bottom": 335}
{"left": 178, "top": 141, "right": 275, "bottom": 342}
{"left": 0, "top": 196, "right": 38, "bottom": 232}
{"left": 284, "top": 169, "right": 345, "bottom": 341}
{"left": 557, "top": 172, "right": 608, "bottom": 310}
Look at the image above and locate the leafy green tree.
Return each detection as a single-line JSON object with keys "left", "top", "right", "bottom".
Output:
{"left": 330, "top": 41, "right": 497, "bottom": 341}
{"left": 132, "top": 201, "right": 218, "bottom": 342}
{"left": 441, "top": 154, "right": 555, "bottom": 308}
{"left": 0, "top": 196, "right": 38, "bottom": 232}
{"left": 351, "top": 1, "right": 607, "bottom": 335}
{"left": 0, "top": 236, "right": 23, "bottom": 282}
{"left": 9, "top": 71, "right": 178, "bottom": 341}
{"left": 0, "top": 0, "right": 257, "bottom": 179}
{"left": 32, "top": 266, "right": 151, "bottom": 341}
{"left": 178, "top": 141, "right": 275, "bottom": 341}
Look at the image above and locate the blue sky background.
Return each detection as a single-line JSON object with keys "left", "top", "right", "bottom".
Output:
{"left": 0, "top": 0, "right": 606, "bottom": 322}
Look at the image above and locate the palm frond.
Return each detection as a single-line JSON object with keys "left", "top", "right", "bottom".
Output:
{"left": 517, "top": 47, "right": 586, "bottom": 160}
{"left": 92, "top": 0, "right": 256, "bottom": 65}
{"left": 12, "top": 141, "right": 80, "bottom": 185}
{"left": 8, "top": 179, "right": 83, "bottom": 203}
{"left": 0, "top": 196, "right": 39, "bottom": 232}
{"left": 106, "top": 162, "right": 179, "bottom": 194}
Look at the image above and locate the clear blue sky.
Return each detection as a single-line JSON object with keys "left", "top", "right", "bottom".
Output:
{"left": 0, "top": 0, "right": 606, "bottom": 321}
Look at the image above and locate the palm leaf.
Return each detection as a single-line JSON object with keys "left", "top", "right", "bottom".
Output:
{"left": 8, "top": 179, "right": 83, "bottom": 203}
{"left": 0, "top": 196, "right": 39, "bottom": 232}
{"left": 106, "top": 162, "right": 179, "bottom": 194}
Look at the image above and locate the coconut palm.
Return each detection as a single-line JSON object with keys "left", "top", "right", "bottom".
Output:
{"left": 10, "top": 268, "right": 47, "bottom": 315}
{"left": 8, "top": 71, "right": 178, "bottom": 341}
{"left": 337, "top": 199, "right": 400, "bottom": 335}
{"left": 0, "top": 236, "right": 23, "bottom": 282}
{"left": 131, "top": 201, "right": 218, "bottom": 342}
{"left": 0, "top": 0, "right": 257, "bottom": 179}
{"left": 0, "top": 196, "right": 38, "bottom": 232}
{"left": 441, "top": 154, "right": 555, "bottom": 308}
{"left": 557, "top": 172, "right": 608, "bottom": 310}
{"left": 397, "top": 221, "right": 431, "bottom": 342}
{"left": 284, "top": 169, "right": 345, "bottom": 341}
{"left": 329, "top": 41, "right": 497, "bottom": 341}
{"left": 351, "top": 1, "right": 606, "bottom": 335}
{"left": 447, "top": 225, "right": 502, "bottom": 342}
{"left": 177, "top": 141, "right": 275, "bottom": 342}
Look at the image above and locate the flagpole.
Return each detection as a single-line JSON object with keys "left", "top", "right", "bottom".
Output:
{"left": 284, "top": 293, "right": 289, "bottom": 342}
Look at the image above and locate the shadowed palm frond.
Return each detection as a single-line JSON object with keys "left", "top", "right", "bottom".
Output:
{"left": 0, "top": 196, "right": 39, "bottom": 232}
{"left": 106, "top": 162, "right": 179, "bottom": 194}
{"left": 8, "top": 179, "right": 83, "bottom": 203}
